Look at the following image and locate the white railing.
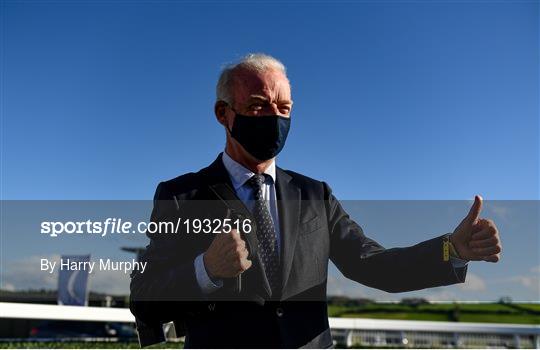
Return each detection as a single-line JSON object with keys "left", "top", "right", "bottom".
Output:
{"left": 0, "top": 302, "right": 135, "bottom": 323}
{"left": 1, "top": 302, "right": 539, "bottom": 342}
{"left": 330, "top": 316, "right": 540, "bottom": 335}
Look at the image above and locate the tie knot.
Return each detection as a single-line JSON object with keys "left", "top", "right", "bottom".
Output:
{"left": 247, "top": 174, "right": 266, "bottom": 189}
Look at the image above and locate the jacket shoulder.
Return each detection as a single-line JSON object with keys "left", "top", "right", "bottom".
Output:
{"left": 281, "top": 169, "right": 327, "bottom": 193}
{"left": 282, "top": 169, "right": 320, "bottom": 184}
{"left": 153, "top": 170, "right": 205, "bottom": 200}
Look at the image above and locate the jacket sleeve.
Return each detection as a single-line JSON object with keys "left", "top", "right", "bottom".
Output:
{"left": 129, "top": 182, "right": 204, "bottom": 327}
{"left": 324, "top": 182, "right": 467, "bottom": 293}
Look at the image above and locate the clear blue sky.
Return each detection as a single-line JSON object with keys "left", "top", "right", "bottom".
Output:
{"left": 1, "top": 1, "right": 539, "bottom": 301}
{"left": 2, "top": 0, "right": 538, "bottom": 200}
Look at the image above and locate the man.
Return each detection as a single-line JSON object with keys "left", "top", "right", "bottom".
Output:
{"left": 130, "top": 53, "right": 501, "bottom": 348}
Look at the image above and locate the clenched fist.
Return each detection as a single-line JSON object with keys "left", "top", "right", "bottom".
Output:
{"left": 203, "top": 229, "right": 252, "bottom": 279}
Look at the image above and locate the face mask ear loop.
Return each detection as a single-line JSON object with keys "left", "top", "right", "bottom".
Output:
{"left": 223, "top": 102, "right": 237, "bottom": 135}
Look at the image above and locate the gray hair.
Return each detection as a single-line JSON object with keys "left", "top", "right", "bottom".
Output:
{"left": 216, "top": 53, "right": 287, "bottom": 105}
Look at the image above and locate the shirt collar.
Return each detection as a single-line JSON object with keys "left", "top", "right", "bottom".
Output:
{"left": 221, "top": 151, "right": 276, "bottom": 190}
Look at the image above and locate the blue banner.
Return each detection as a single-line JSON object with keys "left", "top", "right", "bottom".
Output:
{"left": 57, "top": 254, "right": 91, "bottom": 306}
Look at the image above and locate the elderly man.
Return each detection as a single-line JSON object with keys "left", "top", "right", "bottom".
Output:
{"left": 130, "top": 53, "right": 501, "bottom": 348}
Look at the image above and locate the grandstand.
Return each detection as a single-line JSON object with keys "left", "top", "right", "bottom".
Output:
{"left": 331, "top": 317, "right": 540, "bottom": 348}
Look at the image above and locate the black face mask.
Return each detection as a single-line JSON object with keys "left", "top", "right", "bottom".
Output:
{"left": 227, "top": 112, "right": 291, "bottom": 161}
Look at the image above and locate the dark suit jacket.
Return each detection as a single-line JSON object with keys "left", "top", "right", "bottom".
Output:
{"left": 130, "top": 153, "right": 467, "bottom": 348}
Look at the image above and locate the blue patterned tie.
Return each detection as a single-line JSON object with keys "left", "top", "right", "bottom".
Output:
{"left": 247, "top": 174, "right": 280, "bottom": 293}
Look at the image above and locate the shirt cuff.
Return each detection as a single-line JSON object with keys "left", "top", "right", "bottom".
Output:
{"left": 194, "top": 253, "right": 223, "bottom": 294}
{"left": 450, "top": 256, "right": 469, "bottom": 269}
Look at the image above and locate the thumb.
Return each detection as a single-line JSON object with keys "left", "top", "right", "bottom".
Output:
{"left": 465, "top": 195, "right": 483, "bottom": 225}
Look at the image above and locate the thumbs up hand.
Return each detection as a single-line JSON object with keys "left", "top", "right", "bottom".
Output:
{"left": 450, "top": 195, "right": 502, "bottom": 263}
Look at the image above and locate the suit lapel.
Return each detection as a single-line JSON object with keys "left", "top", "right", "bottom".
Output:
{"left": 203, "top": 153, "right": 272, "bottom": 298}
{"left": 275, "top": 167, "right": 301, "bottom": 293}
{"left": 201, "top": 154, "right": 302, "bottom": 298}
